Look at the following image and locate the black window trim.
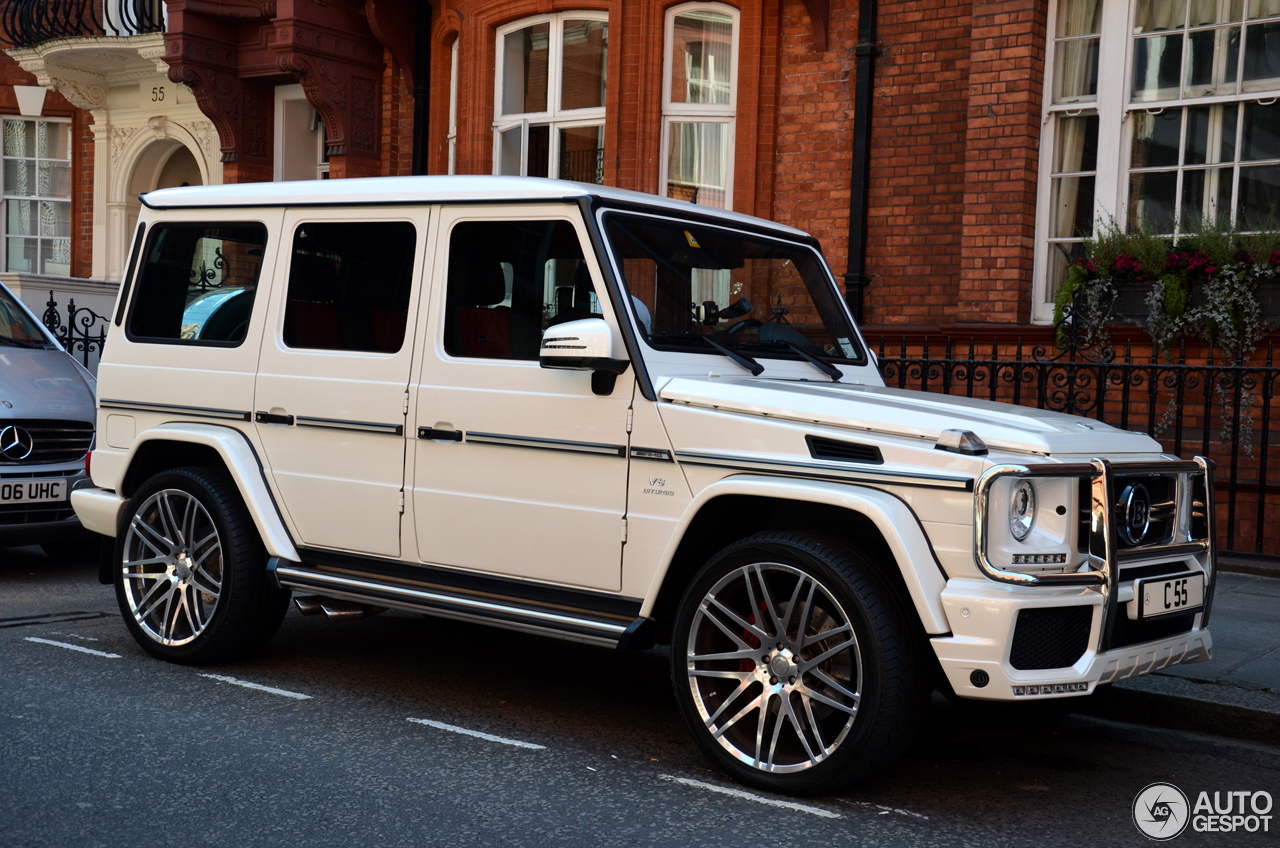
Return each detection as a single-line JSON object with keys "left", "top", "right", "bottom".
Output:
{"left": 123, "top": 220, "right": 270, "bottom": 349}
{"left": 592, "top": 206, "right": 870, "bottom": 369}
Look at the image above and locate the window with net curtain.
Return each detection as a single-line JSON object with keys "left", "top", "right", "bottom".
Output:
{"left": 3, "top": 119, "right": 72, "bottom": 276}
{"left": 663, "top": 5, "right": 736, "bottom": 211}
{"left": 1128, "top": 0, "right": 1280, "bottom": 235}
{"left": 1045, "top": 0, "right": 1102, "bottom": 300}
{"left": 494, "top": 14, "right": 607, "bottom": 184}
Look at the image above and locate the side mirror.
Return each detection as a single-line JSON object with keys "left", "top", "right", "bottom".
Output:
{"left": 540, "top": 318, "right": 630, "bottom": 395}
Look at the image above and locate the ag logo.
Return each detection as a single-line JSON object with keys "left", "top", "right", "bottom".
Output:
{"left": 1134, "top": 782, "right": 1190, "bottom": 841}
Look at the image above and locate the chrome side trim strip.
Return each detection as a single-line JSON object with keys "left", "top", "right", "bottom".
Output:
{"left": 674, "top": 451, "right": 973, "bottom": 491}
{"left": 294, "top": 416, "right": 404, "bottom": 436}
{"left": 465, "top": 431, "right": 625, "bottom": 458}
{"left": 275, "top": 566, "right": 629, "bottom": 640}
{"left": 99, "top": 399, "right": 251, "bottom": 422}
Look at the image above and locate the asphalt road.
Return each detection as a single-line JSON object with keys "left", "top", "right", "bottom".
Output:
{"left": 2, "top": 547, "right": 1277, "bottom": 847}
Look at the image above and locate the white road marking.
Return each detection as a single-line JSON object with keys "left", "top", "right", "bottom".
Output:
{"left": 406, "top": 717, "right": 546, "bottom": 750}
{"left": 837, "top": 798, "right": 931, "bottom": 821}
{"left": 659, "top": 775, "right": 841, "bottom": 820}
{"left": 24, "top": 637, "right": 120, "bottom": 659}
{"left": 197, "top": 673, "right": 311, "bottom": 700}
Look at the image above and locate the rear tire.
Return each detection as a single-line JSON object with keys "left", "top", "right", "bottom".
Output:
{"left": 670, "top": 531, "right": 927, "bottom": 795}
{"left": 114, "top": 467, "right": 289, "bottom": 664}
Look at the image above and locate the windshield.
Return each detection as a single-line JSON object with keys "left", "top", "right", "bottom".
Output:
{"left": 602, "top": 212, "right": 864, "bottom": 366}
{"left": 0, "top": 286, "right": 49, "bottom": 347}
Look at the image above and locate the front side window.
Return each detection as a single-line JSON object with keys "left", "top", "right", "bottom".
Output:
{"left": 603, "top": 213, "right": 865, "bottom": 365}
{"left": 127, "top": 223, "right": 267, "bottom": 345}
{"left": 662, "top": 4, "right": 738, "bottom": 210}
{"left": 3, "top": 118, "right": 71, "bottom": 276}
{"left": 444, "top": 220, "right": 596, "bottom": 361}
{"left": 282, "top": 222, "right": 417, "bottom": 353}
{"left": 0, "top": 284, "right": 49, "bottom": 347}
{"left": 494, "top": 13, "right": 607, "bottom": 184}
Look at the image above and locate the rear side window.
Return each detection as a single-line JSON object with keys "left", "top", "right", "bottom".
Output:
{"left": 282, "top": 221, "right": 417, "bottom": 353}
{"left": 127, "top": 223, "right": 268, "bottom": 345}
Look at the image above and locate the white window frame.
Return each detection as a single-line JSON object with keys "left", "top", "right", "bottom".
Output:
{"left": 492, "top": 11, "right": 608, "bottom": 180}
{"left": 1, "top": 116, "right": 73, "bottom": 276}
{"left": 448, "top": 37, "right": 460, "bottom": 175}
{"left": 1033, "top": 0, "right": 1280, "bottom": 323}
{"left": 659, "top": 2, "right": 740, "bottom": 210}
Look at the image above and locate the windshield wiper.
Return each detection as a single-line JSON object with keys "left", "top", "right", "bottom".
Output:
{"left": 739, "top": 338, "right": 842, "bottom": 381}
{"left": 0, "top": 336, "right": 40, "bottom": 349}
{"left": 700, "top": 334, "right": 764, "bottom": 376}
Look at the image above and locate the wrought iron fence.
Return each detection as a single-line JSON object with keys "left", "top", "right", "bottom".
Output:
{"left": 42, "top": 290, "right": 107, "bottom": 372}
{"left": 874, "top": 300, "right": 1280, "bottom": 561}
{"left": 560, "top": 147, "right": 604, "bottom": 185}
{"left": 0, "top": 0, "right": 163, "bottom": 47}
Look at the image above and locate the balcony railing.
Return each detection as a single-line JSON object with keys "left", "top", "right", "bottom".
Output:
{"left": 0, "top": 0, "right": 163, "bottom": 48}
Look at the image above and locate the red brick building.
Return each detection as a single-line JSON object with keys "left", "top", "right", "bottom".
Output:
{"left": 3, "top": 0, "right": 1279, "bottom": 333}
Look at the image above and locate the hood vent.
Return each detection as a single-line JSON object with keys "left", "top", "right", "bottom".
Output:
{"left": 805, "top": 435, "right": 883, "bottom": 465}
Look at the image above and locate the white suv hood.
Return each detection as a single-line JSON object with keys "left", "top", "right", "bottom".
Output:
{"left": 658, "top": 376, "right": 1161, "bottom": 456}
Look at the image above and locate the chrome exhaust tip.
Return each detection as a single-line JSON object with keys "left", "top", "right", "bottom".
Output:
{"left": 294, "top": 595, "right": 324, "bottom": 616}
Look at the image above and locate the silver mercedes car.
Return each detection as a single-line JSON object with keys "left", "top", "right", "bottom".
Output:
{"left": 0, "top": 281, "right": 98, "bottom": 561}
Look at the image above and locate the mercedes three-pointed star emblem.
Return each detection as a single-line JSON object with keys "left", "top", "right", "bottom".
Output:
{"left": 0, "top": 425, "right": 34, "bottom": 461}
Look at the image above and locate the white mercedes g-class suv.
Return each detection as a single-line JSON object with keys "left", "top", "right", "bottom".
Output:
{"left": 73, "top": 176, "right": 1216, "bottom": 795}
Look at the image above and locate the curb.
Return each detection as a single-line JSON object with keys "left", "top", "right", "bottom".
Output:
{"left": 1078, "top": 676, "right": 1280, "bottom": 747}
{"left": 1218, "top": 558, "right": 1280, "bottom": 579}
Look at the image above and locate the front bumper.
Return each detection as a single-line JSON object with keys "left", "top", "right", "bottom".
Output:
{"left": 931, "top": 577, "right": 1211, "bottom": 701}
{"left": 0, "top": 468, "right": 94, "bottom": 545}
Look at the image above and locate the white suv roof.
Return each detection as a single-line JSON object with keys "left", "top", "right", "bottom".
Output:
{"left": 139, "top": 175, "right": 811, "bottom": 240}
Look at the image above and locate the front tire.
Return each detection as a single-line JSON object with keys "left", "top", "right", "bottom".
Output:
{"left": 115, "top": 467, "right": 289, "bottom": 664}
{"left": 671, "top": 532, "right": 926, "bottom": 795}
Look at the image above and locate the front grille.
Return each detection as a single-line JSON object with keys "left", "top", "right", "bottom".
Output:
{"left": 0, "top": 420, "right": 93, "bottom": 465}
{"left": 1108, "top": 611, "right": 1195, "bottom": 650}
{"left": 1010, "top": 606, "right": 1093, "bottom": 670}
{"left": 0, "top": 502, "right": 76, "bottom": 526}
{"left": 1078, "top": 474, "right": 1181, "bottom": 552}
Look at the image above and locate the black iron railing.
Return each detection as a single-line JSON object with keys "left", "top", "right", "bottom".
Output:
{"left": 560, "top": 146, "right": 604, "bottom": 185}
{"left": 42, "top": 290, "right": 107, "bottom": 371}
{"left": 874, "top": 294, "right": 1280, "bottom": 561}
{"left": 0, "top": 0, "right": 163, "bottom": 48}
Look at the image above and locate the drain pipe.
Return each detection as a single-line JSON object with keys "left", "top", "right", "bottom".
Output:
{"left": 843, "top": 0, "right": 879, "bottom": 323}
{"left": 411, "top": 2, "right": 433, "bottom": 176}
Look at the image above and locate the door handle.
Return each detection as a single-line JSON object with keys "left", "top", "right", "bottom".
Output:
{"left": 418, "top": 427, "right": 462, "bottom": 441}
{"left": 255, "top": 411, "right": 295, "bottom": 425}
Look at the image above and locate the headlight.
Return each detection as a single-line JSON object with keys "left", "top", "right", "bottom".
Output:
{"left": 1009, "top": 479, "right": 1036, "bottom": 541}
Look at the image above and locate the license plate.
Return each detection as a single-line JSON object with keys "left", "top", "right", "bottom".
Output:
{"left": 1137, "top": 572, "right": 1205, "bottom": 620}
{"left": 0, "top": 478, "right": 67, "bottom": 505}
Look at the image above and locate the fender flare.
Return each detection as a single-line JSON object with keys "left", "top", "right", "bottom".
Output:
{"left": 639, "top": 474, "right": 953, "bottom": 634}
{"left": 112, "top": 422, "right": 300, "bottom": 561}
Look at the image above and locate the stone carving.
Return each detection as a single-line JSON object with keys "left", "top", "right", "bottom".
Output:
{"left": 109, "top": 126, "right": 136, "bottom": 164}
{"left": 47, "top": 76, "right": 107, "bottom": 110}
{"left": 186, "top": 120, "right": 218, "bottom": 168}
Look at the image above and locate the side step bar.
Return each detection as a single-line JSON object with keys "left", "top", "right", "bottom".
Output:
{"left": 269, "top": 557, "right": 651, "bottom": 650}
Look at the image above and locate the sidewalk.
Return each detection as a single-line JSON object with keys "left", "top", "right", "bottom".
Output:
{"left": 1082, "top": 570, "right": 1280, "bottom": 744}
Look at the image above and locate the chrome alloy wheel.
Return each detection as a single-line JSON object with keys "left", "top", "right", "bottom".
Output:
{"left": 686, "top": 562, "right": 862, "bottom": 774}
{"left": 121, "top": 488, "right": 223, "bottom": 647}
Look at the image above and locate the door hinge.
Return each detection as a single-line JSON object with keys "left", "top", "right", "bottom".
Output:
{"left": 620, "top": 517, "right": 628, "bottom": 543}
{"left": 398, "top": 490, "right": 405, "bottom": 514}
{"left": 403, "top": 391, "right": 410, "bottom": 415}
{"left": 626, "top": 407, "right": 634, "bottom": 433}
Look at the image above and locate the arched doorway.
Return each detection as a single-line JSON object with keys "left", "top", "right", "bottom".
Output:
{"left": 124, "top": 139, "right": 204, "bottom": 233}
